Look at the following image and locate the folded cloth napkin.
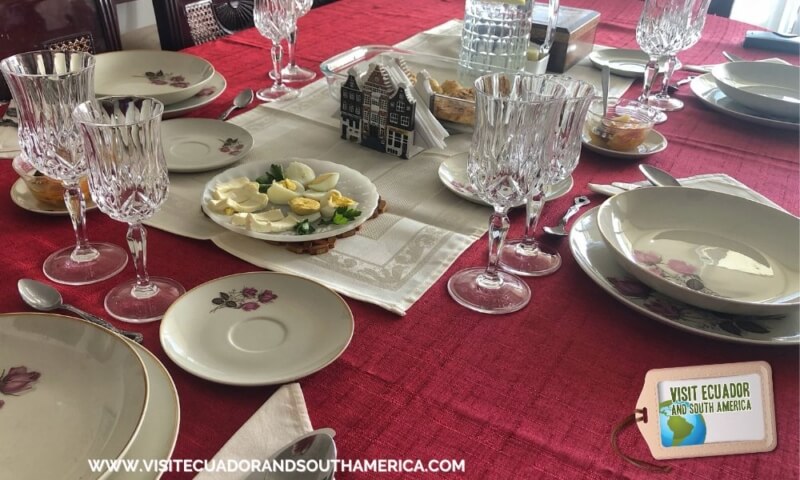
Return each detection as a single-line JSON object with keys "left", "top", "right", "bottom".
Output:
{"left": 194, "top": 383, "right": 313, "bottom": 480}
{"left": 0, "top": 101, "right": 20, "bottom": 157}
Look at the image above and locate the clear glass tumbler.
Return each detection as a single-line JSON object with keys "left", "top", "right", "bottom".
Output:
{"left": 0, "top": 50, "right": 128, "bottom": 285}
{"left": 447, "top": 73, "right": 565, "bottom": 314}
{"left": 73, "top": 97, "right": 185, "bottom": 323}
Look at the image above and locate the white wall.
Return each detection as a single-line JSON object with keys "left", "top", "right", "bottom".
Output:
{"left": 116, "top": 0, "right": 156, "bottom": 34}
{"left": 730, "top": 0, "right": 800, "bottom": 34}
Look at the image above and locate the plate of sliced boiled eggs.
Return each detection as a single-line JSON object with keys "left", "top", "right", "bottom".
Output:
{"left": 201, "top": 158, "right": 380, "bottom": 242}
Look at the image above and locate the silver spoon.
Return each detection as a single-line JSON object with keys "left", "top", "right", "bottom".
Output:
{"left": 245, "top": 428, "right": 336, "bottom": 480}
{"left": 722, "top": 51, "right": 745, "bottom": 62}
{"left": 17, "top": 279, "right": 144, "bottom": 344}
{"left": 639, "top": 164, "right": 681, "bottom": 187}
{"left": 543, "top": 196, "right": 591, "bottom": 236}
{"left": 218, "top": 88, "right": 254, "bottom": 121}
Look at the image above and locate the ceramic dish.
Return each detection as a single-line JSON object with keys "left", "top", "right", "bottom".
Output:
{"left": 690, "top": 73, "right": 800, "bottom": 130}
{"left": 437, "top": 154, "right": 573, "bottom": 207}
{"left": 597, "top": 187, "right": 800, "bottom": 316}
{"left": 160, "top": 272, "right": 354, "bottom": 386}
{"left": 94, "top": 50, "right": 215, "bottom": 105}
{"left": 589, "top": 48, "right": 680, "bottom": 78}
{"left": 162, "top": 118, "right": 253, "bottom": 173}
{"left": 0, "top": 313, "right": 148, "bottom": 480}
{"left": 581, "top": 129, "right": 667, "bottom": 159}
{"left": 114, "top": 342, "right": 180, "bottom": 480}
{"left": 11, "top": 177, "right": 98, "bottom": 215}
{"left": 711, "top": 62, "right": 800, "bottom": 119}
{"left": 201, "top": 158, "right": 380, "bottom": 242}
{"left": 163, "top": 71, "right": 227, "bottom": 119}
{"left": 570, "top": 208, "right": 799, "bottom": 345}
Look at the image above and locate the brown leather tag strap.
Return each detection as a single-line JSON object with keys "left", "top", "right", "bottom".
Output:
{"left": 611, "top": 409, "right": 672, "bottom": 473}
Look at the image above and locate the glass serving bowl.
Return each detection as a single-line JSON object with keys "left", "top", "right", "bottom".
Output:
{"left": 585, "top": 97, "right": 658, "bottom": 151}
{"left": 12, "top": 154, "right": 90, "bottom": 207}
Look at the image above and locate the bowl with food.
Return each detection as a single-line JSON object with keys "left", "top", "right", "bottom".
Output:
{"left": 584, "top": 97, "right": 659, "bottom": 152}
{"left": 12, "top": 154, "right": 91, "bottom": 207}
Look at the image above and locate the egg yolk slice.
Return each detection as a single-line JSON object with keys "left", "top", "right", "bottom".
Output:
{"left": 288, "top": 197, "right": 321, "bottom": 216}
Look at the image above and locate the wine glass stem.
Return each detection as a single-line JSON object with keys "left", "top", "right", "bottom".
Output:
{"left": 287, "top": 29, "right": 298, "bottom": 69}
{"left": 63, "top": 182, "right": 98, "bottom": 263}
{"left": 521, "top": 193, "right": 545, "bottom": 248}
{"left": 126, "top": 223, "right": 158, "bottom": 299}
{"left": 485, "top": 208, "right": 510, "bottom": 279}
{"left": 639, "top": 56, "right": 660, "bottom": 103}
{"left": 271, "top": 42, "right": 285, "bottom": 88}
{"left": 656, "top": 55, "right": 678, "bottom": 98}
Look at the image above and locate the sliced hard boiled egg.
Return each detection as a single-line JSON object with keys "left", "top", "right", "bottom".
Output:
{"left": 267, "top": 179, "right": 303, "bottom": 204}
{"left": 307, "top": 172, "right": 339, "bottom": 192}
{"left": 284, "top": 161, "right": 316, "bottom": 186}
{"left": 320, "top": 190, "right": 359, "bottom": 220}
{"left": 302, "top": 190, "right": 330, "bottom": 202}
{"left": 288, "top": 197, "right": 321, "bottom": 216}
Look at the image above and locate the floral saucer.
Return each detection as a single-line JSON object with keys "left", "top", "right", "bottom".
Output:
{"left": 161, "top": 118, "right": 253, "bottom": 173}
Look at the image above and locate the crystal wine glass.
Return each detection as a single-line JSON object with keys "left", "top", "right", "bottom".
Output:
{"left": 448, "top": 73, "right": 565, "bottom": 314}
{"left": 649, "top": 0, "right": 712, "bottom": 113}
{"left": 0, "top": 50, "right": 128, "bottom": 285}
{"left": 255, "top": 0, "right": 300, "bottom": 102}
{"left": 270, "top": 0, "right": 316, "bottom": 83}
{"left": 499, "top": 75, "right": 595, "bottom": 277}
{"left": 636, "top": 0, "right": 697, "bottom": 123}
{"left": 73, "top": 97, "right": 185, "bottom": 323}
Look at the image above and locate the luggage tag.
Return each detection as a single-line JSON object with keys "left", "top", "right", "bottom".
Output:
{"left": 613, "top": 361, "right": 777, "bottom": 472}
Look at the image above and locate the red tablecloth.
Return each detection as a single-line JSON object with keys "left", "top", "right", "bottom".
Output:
{"left": 1, "top": 1, "right": 798, "bottom": 479}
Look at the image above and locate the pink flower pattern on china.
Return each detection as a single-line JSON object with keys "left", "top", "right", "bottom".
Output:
{"left": 140, "top": 70, "right": 190, "bottom": 88}
{"left": 195, "top": 86, "right": 216, "bottom": 97}
{"left": 0, "top": 366, "right": 42, "bottom": 410}
{"left": 632, "top": 249, "right": 723, "bottom": 297}
{"left": 211, "top": 286, "right": 279, "bottom": 313}
{"left": 220, "top": 138, "right": 244, "bottom": 156}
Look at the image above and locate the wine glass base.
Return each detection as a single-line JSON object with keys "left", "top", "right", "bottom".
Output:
{"left": 499, "top": 241, "right": 562, "bottom": 277}
{"left": 447, "top": 267, "right": 530, "bottom": 314}
{"left": 646, "top": 95, "right": 684, "bottom": 112}
{"left": 271, "top": 66, "right": 317, "bottom": 83}
{"left": 105, "top": 276, "right": 185, "bottom": 323}
{"left": 43, "top": 242, "right": 129, "bottom": 286}
{"left": 256, "top": 86, "right": 301, "bottom": 103}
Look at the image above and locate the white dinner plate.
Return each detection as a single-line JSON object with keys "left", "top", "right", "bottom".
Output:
{"left": 114, "top": 342, "right": 180, "bottom": 480}
{"left": 163, "top": 71, "right": 227, "bottom": 119}
{"left": 0, "top": 313, "right": 149, "bottom": 479}
{"left": 597, "top": 187, "right": 800, "bottom": 316}
{"left": 201, "top": 158, "right": 380, "bottom": 242}
{"left": 570, "top": 208, "right": 799, "bottom": 345}
{"left": 690, "top": 74, "right": 800, "bottom": 130}
{"left": 711, "top": 61, "right": 800, "bottom": 119}
{"left": 162, "top": 118, "right": 253, "bottom": 173}
{"left": 437, "top": 154, "right": 574, "bottom": 207}
{"left": 160, "top": 272, "right": 354, "bottom": 386}
{"left": 581, "top": 129, "right": 667, "bottom": 159}
{"left": 95, "top": 50, "right": 215, "bottom": 105}
{"left": 10, "top": 177, "right": 98, "bottom": 215}
{"left": 589, "top": 49, "right": 680, "bottom": 78}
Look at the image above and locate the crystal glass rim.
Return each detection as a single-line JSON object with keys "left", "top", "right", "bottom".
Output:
{"left": 0, "top": 50, "right": 95, "bottom": 78}
{"left": 542, "top": 74, "right": 597, "bottom": 102}
{"left": 473, "top": 72, "right": 567, "bottom": 105}
{"left": 73, "top": 96, "right": 165, "bottom": 127}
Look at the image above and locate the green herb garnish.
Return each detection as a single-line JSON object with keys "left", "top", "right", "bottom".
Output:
{"left": 255, "top": 164, "right": 285, "bottom": 186}
{"left": 294, "top": 219, "right": 316, "bottom": 235}
{"left": 331, "top": 206, "right": 362, "bottom": 225}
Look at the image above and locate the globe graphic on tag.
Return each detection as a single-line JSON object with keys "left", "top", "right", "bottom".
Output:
{"left": 659, "top": 401, "right": 707, "bottom": 447}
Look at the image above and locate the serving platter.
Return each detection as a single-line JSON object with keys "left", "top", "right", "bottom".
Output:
{"left": 160, "top": 272, "right": 354, "bottom": 385}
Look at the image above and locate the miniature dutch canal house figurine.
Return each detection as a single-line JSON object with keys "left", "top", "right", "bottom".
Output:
{"left": 340, "top": 63, "right": 417, "bottom": 159}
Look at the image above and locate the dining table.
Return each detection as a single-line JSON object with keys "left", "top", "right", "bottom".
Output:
{"left": 1, "top": 0, "right": 798, "bottom": 478}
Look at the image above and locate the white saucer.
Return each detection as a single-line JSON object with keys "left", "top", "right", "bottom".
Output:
{"left": 163, "top": 71, "right": 227, "bottom": 119}
{"left": 581, "top": 129, "right": 667, "bottom": 159}
{"left": 162, "top": 118, "right": 253, "bottom": 173}
{"left": 589, "top": 49, "right": 680, "bottom": 78}
{"left": 569, "top": 207, "right": 799, "bottom": 345}
{"left": 10, "top": 178, "right": 98, "bottom": 215}
{"left": 437, "top": 154, "right": 573, "bottom": 207}
{"left": 690, "top": 73, "right": 800, "bottom": 130}
{"left": 115, "top": 342, "right": 180, "bottom": 480}
{"left": 160, "top": 272, "right": 354, "bottom": 386}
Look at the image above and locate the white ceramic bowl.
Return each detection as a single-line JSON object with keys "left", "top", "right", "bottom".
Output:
{"left": 94, "top": 50, "right": 215, "bottom": 105}
{"left": 712, "top": 62, "right": 800, "bottom": 119}
{"left": 597, "top": 187, "right": 800, "bottom": 316}
{"left": 0, "top": 313, "right": 148, "bottom": 479}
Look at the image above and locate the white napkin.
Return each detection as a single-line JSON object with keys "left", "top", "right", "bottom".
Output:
{"left": 193, "top": 383, "right": 313, "bottom": 480}
{"left": 0, "top": 101, "right": 20, "bottom": 157}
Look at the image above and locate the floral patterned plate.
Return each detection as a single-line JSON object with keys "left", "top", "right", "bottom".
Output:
{"left": 161, "top": 118, "right": 253, "bottom": 173}
{"left": 162, "top": 71, "right": 227, "bottom": 119}
{"left": 160, "top": 272, "right": 354, "bottom": 385}
{"left": 437, "top": 154, "right": 574, "bottom": 207}
{"left": 569, "top": 207, "right": 799, "bottom": 345}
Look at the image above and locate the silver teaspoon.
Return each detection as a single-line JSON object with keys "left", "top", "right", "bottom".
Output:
{"left": 17, "top": 279, "right": 144, "bottom": 344}
{"left": 543, "top": 196, "right": 591, "bottom": 236}
{"left": 218, "top": 88, "right": 254, "bottom": 121}
{"left": 639, "top": 164, "right": 681, "bottom": 187}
